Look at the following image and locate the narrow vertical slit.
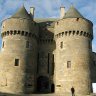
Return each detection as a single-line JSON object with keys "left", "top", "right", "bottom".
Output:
{"left": 52, "top": 54, "right": 54, "bottom": 75}
{"left": 2, "top": 41, "right": 4, "bottom": 48}
{"left": 52, "top": 54, "right": 54, "bottom": 64}
{"left": 48, "top": 53, "right": 50, "bottom": 73}
{"left": 37, "top": 53, "right": 39, "bottom": 73}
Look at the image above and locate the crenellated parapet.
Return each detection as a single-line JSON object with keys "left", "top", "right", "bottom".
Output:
{"left": 39, "top": 39, "right": 55, "bottom": 44}
{"left": 55, "top": 30, "right": 93, "bottom": 40}
{"left": 1, "top": 30, "right": 38, "bottom": 40}
{"left": 1, "top": 18, "right": 38, "bottom": 37}
{"left": 54, "top": 18, "right": 93, "bottom": 41}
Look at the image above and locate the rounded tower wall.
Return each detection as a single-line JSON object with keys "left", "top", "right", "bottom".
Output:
{"left": 1, "top": 35, "right": 37, "bottom": 52}
{"left": 0, "top": 18, "right": 38, "bottom": 94}
{"left": 1, "top": 18, "right": 38, "bottom": 36}
{"left": 55, "top": 18, "right": 93, "bottom": 36}
{"left": 54, "top": 18, "right": 93, "bottom": 95}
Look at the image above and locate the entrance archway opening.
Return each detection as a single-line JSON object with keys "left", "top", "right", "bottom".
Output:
{"left": 37, "top": 76, "right": 49, "bottom": 93}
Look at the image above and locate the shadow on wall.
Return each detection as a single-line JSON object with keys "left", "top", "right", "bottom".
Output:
{"left": 35, "top": 22, "right": 56, "bottom": 93}
{"left": 36, "top": 21, "right": 56, "bottom": 93}
{"left": 22, "top": 21, "right": 56, "bottom": 94}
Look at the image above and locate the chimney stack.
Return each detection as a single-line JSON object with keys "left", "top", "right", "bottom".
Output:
{"left": 60, "top": 7, "right": 65, "bottom": 19}
{"left": 30, "top": 7, "right": 35, "bottom": 19}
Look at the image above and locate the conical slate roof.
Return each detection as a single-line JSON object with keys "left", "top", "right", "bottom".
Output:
{"left": 11, "top": 6, "right": 31, "bottom": 19}
{"left": 64, "top": 6, "right": 84, "bottom": 18}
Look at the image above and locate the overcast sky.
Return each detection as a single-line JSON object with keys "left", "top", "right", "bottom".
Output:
{"left": 0, "top": 0, "right": 96, "bottom": 93}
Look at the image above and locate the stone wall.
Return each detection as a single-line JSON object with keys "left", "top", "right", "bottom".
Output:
{"left": 37, "top": 24, "right": 56, "bottom": 92}
{"left": 54, "top": 18, "right": 93, "bottom": 95}
{"left": 0, "top": 16, "right": 94, "bottom": 95}
{"left": 0, "top": 17, "right": 38, "bottom": 94}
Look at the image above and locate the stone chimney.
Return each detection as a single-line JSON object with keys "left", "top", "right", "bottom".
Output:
{"left": 60, "top": 7, "right": 65, "bottom": 19}
{"left": 30, "top": 7, "right": 35, "bottom": 19}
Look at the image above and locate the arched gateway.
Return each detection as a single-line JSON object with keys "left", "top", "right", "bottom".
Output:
{"left": 37, "top": 76, "right": 49, "bottom": 93}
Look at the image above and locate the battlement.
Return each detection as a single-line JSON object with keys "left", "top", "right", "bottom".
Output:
{"left": 1, "top": 30, "right": 38, "bottom": 40}
{"left": 55, "top": 30, "right": 93, "bottom": 39}
{"left": 39, "top": 39, "right": 55, "bottom": 44}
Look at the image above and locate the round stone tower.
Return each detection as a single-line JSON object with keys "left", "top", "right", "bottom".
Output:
{"left": 54, "top": 6, "right": 93, "bottom": 95}
{"left": 0, "top": 6, "right": 38, "bottom": 94}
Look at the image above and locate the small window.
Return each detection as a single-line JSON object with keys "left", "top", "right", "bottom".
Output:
{"left": 10, "top": 30, "right": 13, "bottom": 35}
{"left": 77, "top": 31, "right": 79, "bottom": 35}
{"left": 26, "top": 41, "right": 29, "bottom": 48}
{"left": 25, "top": 32, "right": 28, "bottom": 36}
{"left": 57, "top": 85, "right": 61, "bottom": 87}
{"left": 73, "top": 31, "right": 75, "bottom": 35}
{"left": 67, "top": 61, "right": 71, "bottom": 68}
{"left": 15, "top": 59, "right": 19, "bottom": 66}
{"left": 57, "top": 22, "right": 59, "bottom": 25}
{"left": 76, "top": 18, "right": 79, "bottom": 21}
{"left": 65, "top": 31, "right": 67, "bottom": 35}
{"left": 60, "top": 42, "right": 63, "bottom": 48}
{"left": 2, "top": 41, "right": 4, "bottom": 48}
{"left": 14, "top": 30, "right": 17, "bottom": 35}
{"left": 80, "top": 31, "right": 83, "bottom": 35}
{"left": 69, "top": 31, "right": 71, "bottom": 35}
{"left": 18, "top": 30, "right": 20, "bottom": 34}
{"left": 21, "top": 31, "right": 24, "bottom": 35}
{"left": 7, "top": 31, "right": 9, "bottom": 35}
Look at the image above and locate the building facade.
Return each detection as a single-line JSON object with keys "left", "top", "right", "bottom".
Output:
{"left": 0, "top": 5, "right": 95, "bottom": 95}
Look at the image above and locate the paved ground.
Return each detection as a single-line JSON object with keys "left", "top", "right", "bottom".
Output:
{"left": 0, "top": 93, "right": 95, "bottom": 96}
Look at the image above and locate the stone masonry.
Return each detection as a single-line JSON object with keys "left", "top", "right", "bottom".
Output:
{"left": 0, "top": 5, "right": 96, "bottom": 96}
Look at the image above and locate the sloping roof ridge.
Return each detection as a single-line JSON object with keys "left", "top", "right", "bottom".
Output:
{"left": 63, "top": 5, "right": 84, "bottom": 18}
{"left": 11, "top": 5, "right": 31, "bottom": 19}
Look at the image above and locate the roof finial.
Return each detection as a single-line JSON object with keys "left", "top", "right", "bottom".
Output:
{"left": 70, "top": 2, "right": 74, "bottom": 7}
{"left": 21, "top": 1, "right": 25, "bottom": 8}
{"left": 23, "top": 0, "right": 27, "bottom": 7}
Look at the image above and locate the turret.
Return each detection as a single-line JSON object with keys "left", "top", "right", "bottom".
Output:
{"left": 0, "top": 6, "right": 38, "bottom": 94}
{"left": 30, "top": 7, "right": 35, "bottom": 19}
{"left": 60, "top": 7, "right": 65, "bottom": 19}
{"left": 54, "top": 6, "right": 93, "bottom": 95}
